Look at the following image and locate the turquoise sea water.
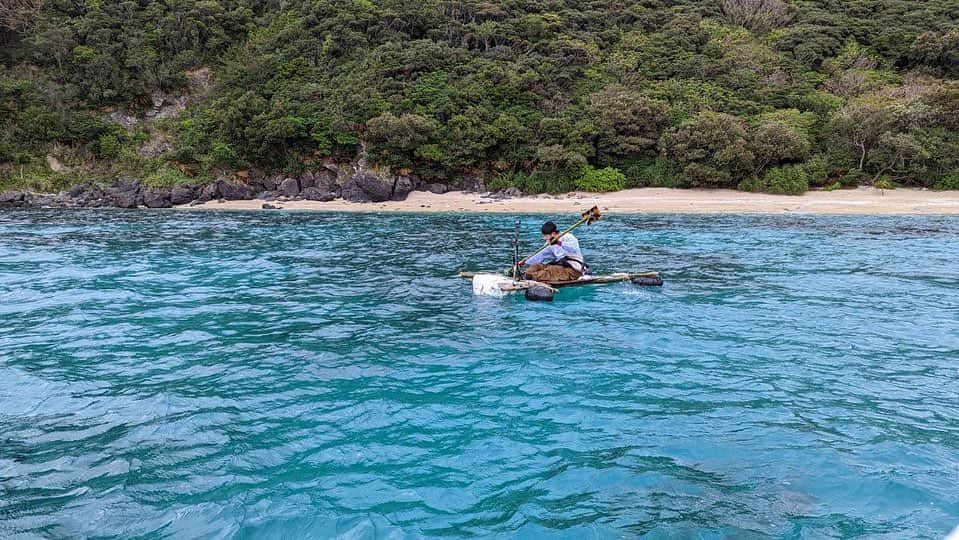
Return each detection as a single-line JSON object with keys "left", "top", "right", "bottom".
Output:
{"left": 1, "top": 210, "right": 957, "bottom": 539}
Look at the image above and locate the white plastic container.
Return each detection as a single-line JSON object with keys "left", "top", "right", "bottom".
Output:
{"left": 471, "top": 273, "right": 514, "bottom": 297}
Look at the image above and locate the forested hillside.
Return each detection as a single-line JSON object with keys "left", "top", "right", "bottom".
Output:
{"left": 1, "top": 0, "right": 958, "bottom": 194}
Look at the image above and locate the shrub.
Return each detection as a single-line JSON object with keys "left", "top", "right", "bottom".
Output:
{"left": 823, "top": 181, "right": 842, "bottom": 191}
{"left": 801, "top": 155, "right": 830, "bottom": 186}
{"left": 575, "top": 166, "right": 626, "bottom": 192}
{"left": 640, "top": 157, "right": 683, "bottom": 188}
{"left": 873, "top": 175, "right": 896, "bottom": 190}
{"left": 933, "top": 174, "right": 959, "bottom": 191}
{"left": 97, "top": 134, "right": 123, "bottom": 158}
{"left": 486, "top": 170, "right": 575, "bottom": 194}
{"left": 738, "top": 165, "right": 809, "bottom": 194}
{"left": 541, "top": 174, "right": 577, "bottom": 194}
{"left": 486, "top": 173, "right": 518, "bottom": 191}
{"left": 839, "top": 169, "right": 867, "bottom": 187}
{"left": 144, "top": 167, "right": 194, "bottom": 187}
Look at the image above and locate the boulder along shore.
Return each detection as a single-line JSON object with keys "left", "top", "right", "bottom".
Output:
{"left": 0, "top": 161, "right": 487, "bottom": 210}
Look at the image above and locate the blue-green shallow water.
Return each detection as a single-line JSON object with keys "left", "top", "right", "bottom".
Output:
{"left": 1, "top": 210, "right": 958, "bottom": 539}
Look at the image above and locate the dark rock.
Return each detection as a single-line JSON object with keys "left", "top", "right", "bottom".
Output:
{"left": 299, "top": 171, "right": 316, "bottom": 190}
{"left": 315, "top": 168, "right": 338, "bottom": 185}
{"left": 427, "top": 183, "right": 448, "bottom": 195}
{"left": 27, "top": 193, "right": 56, "bottom": 208}
{"left": 256, "top": 190, "right": 278, "bottom": 201}
{"left": 66, "top": 184, "right": 88, "bottom": 198}
{"left": 501, "top": 187, "right": 523, "bottom": 198}
{"left": 300, "top": 187, "right": 335, "bottom": 202}
{"left": 108, "top": 190, "right": 141, "bottom": 209}
{"left": 392, "top": 176, "right": 414, "bottom": 201}
{"left": 262, "top": 203, "right": 279, "bottom": 209}
{"left": 252, "top": 174, "right": 281, "bottom": 192}
{"left": 279, "top": 177, "right": 300, "bottom": 197}
{"left": 170, "top": 185, "right": 197, "bottom": 205}
{"left": 340, "top": 178, "right": 371, "bottom": 202}
{"left": 458, "top": 174, "right": 486, "bottom": 193}
{"left": 1, "top": 192, "right": 30, "bottom": 209}
{"left": 197, "top": 182, "right": 219, "bottom": 203}
{"left": 350, "top": 173, "right": 393, "bottom": 202}
{"left": 143, "top": 188, "right": 173, "bottom": 208}
{"left": 308, "top": 169, "right": 339, "bottom": 197}
{"left": 49, "top": 194, "right": 76, "bottom": 208}
{"left": 0, "top": 191, "right": 25, "bottom": 204}
{"left": 323, "top": 163, "right": 341, "bottom": 176}
{"left": 67, "top": 183, "right": 105, "bottom": 207}
{"left": 112, "top": 176, "right": 141, "bottom": 192}
{"left": 106, "top": 177, "right": 144, "bottom": 208}
{"left": 219, "top": 182, "right": 255, "bottom": 200}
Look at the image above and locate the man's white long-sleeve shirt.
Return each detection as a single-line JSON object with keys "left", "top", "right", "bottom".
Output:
{"left": 526, "top": 233, "right": 584, "bottom": 266}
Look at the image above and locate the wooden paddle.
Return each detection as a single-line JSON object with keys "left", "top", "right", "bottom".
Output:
{"left": 519, "top": 206, "right": 602, "bottom": 265}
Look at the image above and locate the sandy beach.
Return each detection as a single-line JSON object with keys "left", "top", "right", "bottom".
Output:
{"left": 177, "top": 187, "right": 959, "bottom": 215}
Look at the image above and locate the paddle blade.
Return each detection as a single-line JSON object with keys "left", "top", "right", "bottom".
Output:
{"left": 583, "top": 206, "right": 602, "bottom": 225}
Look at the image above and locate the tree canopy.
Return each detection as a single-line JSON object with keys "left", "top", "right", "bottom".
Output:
{"left": 1, "top": 0, "right": 958, "bottom": 192}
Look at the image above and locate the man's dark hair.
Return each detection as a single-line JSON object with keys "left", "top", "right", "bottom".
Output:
{"left": 541, "top": 221, "right": 558, "bottom": 235}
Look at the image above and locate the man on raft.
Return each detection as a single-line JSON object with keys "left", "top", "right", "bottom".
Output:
{"left": 519, "top": 221, "right": 591, "bottom": 282}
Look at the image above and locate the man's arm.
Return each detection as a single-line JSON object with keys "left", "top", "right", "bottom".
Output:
{"left": 524, "top": 249, "right": 549, "bottom": 266}
{"left": 523, "top": 240, "right": 566, "bottom": 266}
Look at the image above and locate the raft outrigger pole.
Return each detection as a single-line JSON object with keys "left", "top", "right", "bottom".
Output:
{"left": 511, "top": 219, "right": 521, "bottom": 280}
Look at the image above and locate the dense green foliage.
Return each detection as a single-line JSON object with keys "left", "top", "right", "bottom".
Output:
{"left": 576, "top": 166, "right": 626, "bottom": 192}
{"left": 1, "top": 0, "right": 958, "bottom": 193}
{"left": 934, "top": 174, "right": 959, "bottom": 191}
{"left": 739, "top": 164, "right": 809, "bottom": 195}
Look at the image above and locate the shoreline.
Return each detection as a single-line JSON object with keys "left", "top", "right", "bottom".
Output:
{"left": 176, "top": 187, "right": 959, "bottom": 215}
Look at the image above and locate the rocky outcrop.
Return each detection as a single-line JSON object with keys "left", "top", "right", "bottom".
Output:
{"left": 279, "top": 177, "right": 300, "bottom": 197}
{"left": 1, "top": 178, "right": 148, "bottom": 209}
{"left": 196, "top": 182, "right": 219, "bottom": 203}
{"left": 460, "top": 174, "right": 486, "bottom": 193}
{"left": 50, "top": 178, "right": 144, "bottom": 208}
{"left": 300, "top": 187, "right": 336, "bottom": 201}
{"left": 218, "top": 181, "right": 255, "bottom": 200}
{"left": 0, "top": 159, "right": 484, "bottom": 210}
{"left": 0, "top": 191, "right": 28, "bottom": 208}
{"left": 143, "top": 188, "right": 173, "bottom": 208}
{"left": 392, "top": 175, "right": 414, "bottom": 201}
{"left": 105, "top": 177, "right": 144, "bottom": 208}
{"left": 340, "top": 177, "right": 372, "bottom": 202}
{"left": 252, "top": 175, "right": 281, "bottom": 193}
{"left": 332, "top": 161, "right": 424, "bottom": 203}
{"left": 350, "top": 173, "right": 394, "bottom": 202}
{"left": 426, "top": 183, "right": 448, "bottom": 194}
{"left": 170, "top": 185, "right": 198, "bottom": 205}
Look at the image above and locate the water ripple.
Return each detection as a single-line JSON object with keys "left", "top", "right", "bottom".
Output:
{"left": 1, "top": 210, "right": 958, "bottom": 538}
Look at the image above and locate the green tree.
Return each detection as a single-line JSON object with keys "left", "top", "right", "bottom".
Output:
{"left": 364, "top": 112, "right": 436, "bottom": 168}
{"left": 586, "top": 85, "right": 670, "bottom": 162}
{"left": 660, "top": 112, "right": 755, "bottom": 188}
